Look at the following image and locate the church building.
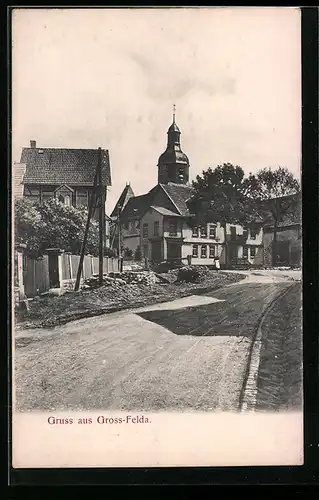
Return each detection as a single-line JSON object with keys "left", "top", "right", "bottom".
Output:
{"left": 110, "top": 110, "right": 264, "bottom": 267}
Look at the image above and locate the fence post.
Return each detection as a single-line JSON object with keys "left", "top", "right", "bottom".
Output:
{"left": 68, "top": 253, "right": 73, "bottom": 280}
{"left": 91, "top": 255, "right": 94, "bottom": 275}
{"left": 46, "top": 248, "right": 65, "bottom": 295}
{"left": 14, "top": 243, "right": 26, "bottom": 302}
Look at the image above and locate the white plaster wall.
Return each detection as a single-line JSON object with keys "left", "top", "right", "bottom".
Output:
{"left": 141, "top": 209, "right": 164, "bottom": 238}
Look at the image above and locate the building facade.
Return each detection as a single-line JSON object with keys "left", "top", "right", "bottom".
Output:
{"left": 15, "top": 140, "right": 112, "bottom": 245}
{"left": 111, "top": 115, "right": 263, "bottom": 267}
{"left": 263, "top": 194, "right": 301, "bottom": 267}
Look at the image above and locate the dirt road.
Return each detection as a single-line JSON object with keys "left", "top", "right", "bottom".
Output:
{"left": 14, "top": 279, "right": 302, "bottom": 413}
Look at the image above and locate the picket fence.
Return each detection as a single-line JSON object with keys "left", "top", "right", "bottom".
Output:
{"left": 22, "top": 253, "right": 120, "bottom": 298}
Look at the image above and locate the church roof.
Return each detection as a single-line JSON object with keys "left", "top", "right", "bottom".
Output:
{"left": 160, "top": 183, "right": 193, "bottom": 216}
{"left": 110, "top": 183, "right": 135, "bottom": 218}
{"left": 120, "top": 192, "right": 153, "bottom": 219}
{"left": 150, "top": 206, "right": 181, "bottom": 217}
{"left": 115, "top": 182, "right": 194, "bottom": 221}
{"left": 21, "top": 147, "right": 111, "bottom": 186}
{"left": 158, "top": 147, "right": 189, "bottom": 166}
{"left": 168, "top": 122, "right": 180, "bottom": 133}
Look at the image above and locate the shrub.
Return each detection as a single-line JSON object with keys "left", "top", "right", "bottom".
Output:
{"left": 14, "top": 197, "right": 108, "bottom": 258}
{"left": 134, "top": 246, "right": 142, "bottom": 261}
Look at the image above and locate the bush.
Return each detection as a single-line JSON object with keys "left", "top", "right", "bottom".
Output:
{"left": 123, "top": 247, "right": 133, "bottom": 259}
{"left": 134, "top": 246, "right": 142, "bottom": 261}
{"left": 177, "top": 265, "right": 208, "bottom": 283}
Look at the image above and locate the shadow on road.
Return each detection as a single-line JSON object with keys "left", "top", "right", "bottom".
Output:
{"left": 137, "top": 283, "right": 290, "bottom": 338}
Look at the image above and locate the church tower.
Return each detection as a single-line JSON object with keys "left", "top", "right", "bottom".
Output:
{"left": 157, "top": 106, "right": 190, "bottom": 185}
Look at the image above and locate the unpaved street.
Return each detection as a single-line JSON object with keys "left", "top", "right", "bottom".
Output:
{"left": 14, "top": 274, "right": 302, "bottom": 413}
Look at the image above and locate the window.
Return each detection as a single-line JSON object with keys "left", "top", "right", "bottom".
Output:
{"left": 143, "top": 223, "right": 148, "bottom": 238}
{"left": 200, "top": 225, "right": 207, "bottom": 238}
{"left": 250, "top": 247, "right": 256, "bottom": 258}
{"left": 76, "top": 189, "right": 88, "bottom": 207}
{"left": 169, "top": 219, "right": 178, "bottom": 236}
{"left": 250, "top": 228, "right": 257, "bottom": 240}
{"left": 243, "top": 229, "right": 248, "bottom": 241}
{"left": 129, "top": 221, "right": 138, "bottom": 233}
{"left": 64, "top": 195, "right": 71, "bottom": 207}
{"left": 209, "top": 245, "right": 216, "bottom": 258}
{"left": 201, "top": 245, "right": 207, "bottom": 258}
{"left": 24, "top": 186, "right": 40, "bottom": 201}
{"left": 192, "top": 226, "right": 199, "bottom": 237}
{"left": 230, "top": 226, "right": 237, "bottom": 240}
{"left": 209, "top": 224, "right": 216, "bottom": 239}
{"left": 42, "top": 192, "right": 54, "bottom": 202}
{"left": 243, "top": 246, "right": 248, "bottom": 259}
{"left": 154, "top": 221, "right": 159, "bottom": 237}
{"left": 178, "top": 168, "right": 184, "bottom": 181}
{"left": 192, "top": 244, "right": 198, "bottom": 257}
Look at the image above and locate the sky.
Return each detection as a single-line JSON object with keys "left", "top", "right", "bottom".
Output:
{"left": 12, "top": 7, "right": 301, "bottom": 214}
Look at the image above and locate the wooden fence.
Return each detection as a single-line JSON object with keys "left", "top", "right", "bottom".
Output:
{"left": 20, "top": 252, "right": 120, "bottom": 298}
{"left": 23, "top": 255, "right": 50, "bottom": 298}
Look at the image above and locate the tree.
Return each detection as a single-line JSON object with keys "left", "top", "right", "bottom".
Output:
{"left": 134, "top": 245, "right": 142, "bottom": 261}
{"left": 187, "top": 163, "right": 258, "bottom": 266}
{"left": 123, "top": 247, "right": 133, "bottom": 259}
{"left": 246, "top": 167, "right": 300, "bottom": 266}
{"left": 14, "top": 198, "right": 111, "bottom": 258}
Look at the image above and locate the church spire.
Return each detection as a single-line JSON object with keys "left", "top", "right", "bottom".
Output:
{"left": 167, "top": 105, "right": 180, "bottom": 146}
{"left": 157, "top": 110, "right": 190, "bottom": 185}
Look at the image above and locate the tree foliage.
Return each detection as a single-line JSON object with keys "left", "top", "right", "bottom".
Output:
{"left": 14, "top": 198, "right": 115, "bottom": 258}
{"left": 188, "top": 163, "right": 257, "bottom": 227}
{"left": 246, "top": 167, "right": 300, "bottom": 265}
{"left": 246, "top": 167, "right": 300, "bottom": 224}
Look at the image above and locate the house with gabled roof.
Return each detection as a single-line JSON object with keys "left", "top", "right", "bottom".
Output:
{"left": 15, "top": 140, "right": 112, "bottom": 244}
{"left": 111, "top": 112, "right": 264, "bottom": 267}
{"left": 263, "top": 193, "right": 301, "bottom": 267}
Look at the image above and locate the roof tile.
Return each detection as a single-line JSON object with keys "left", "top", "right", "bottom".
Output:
{"left": 21, "top": 148, "right": 111, "bottom": 186}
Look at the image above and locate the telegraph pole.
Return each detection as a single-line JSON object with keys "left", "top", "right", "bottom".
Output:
{"left": 74, "top": 148, "right": 100, "bottom": 292}
{"left": 98, "top": 147, "right": 105, "bottom": 286}
{"left": 117, "top": 205, "right": 121, "bottom": 259}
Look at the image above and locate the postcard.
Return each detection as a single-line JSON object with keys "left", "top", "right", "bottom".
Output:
{"left": 11, "top": 7, "right": 303, "bottom": 469}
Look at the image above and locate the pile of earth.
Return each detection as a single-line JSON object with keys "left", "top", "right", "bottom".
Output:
{"left": 82, "top": 270, "right": 158, "bottom": 289}
{"left": 15, "top": 270, "right": 245, "bottom": 329}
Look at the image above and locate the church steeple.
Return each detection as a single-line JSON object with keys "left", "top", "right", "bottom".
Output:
{"left": 157, "top": 106, "right": 190, "bottom": 185}
{"left": 167, "top": 104, "right": 181, "bottom": 146}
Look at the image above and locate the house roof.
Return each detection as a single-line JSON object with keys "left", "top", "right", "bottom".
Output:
{"left": 20, "top": 147, "right": 111, "bottom": 186}
{"left": 120, "top": 192, "right": 153, "bottom": 219}
{"left": 262, "top": 193, "right": 301, "bottom": 229}
{"left": 110, "top": 183, "right": 135, "bottom": 218}
{"left": 115, "top": 182, "right": 194, "bottom": 221}
{"left": 160, "top": 183, "right": 193, "bottom": 216}
{"left": 150, "top": 206, "right": 182, "bottom": 217}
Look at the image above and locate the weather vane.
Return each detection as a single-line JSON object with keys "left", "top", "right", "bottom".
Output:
{"left": 173, "top": 104, "right": 176, "bottom": 122}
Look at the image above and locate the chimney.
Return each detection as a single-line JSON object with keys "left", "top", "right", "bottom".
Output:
{"left": 30, "top": 140, "right": 36, "bottom": 149}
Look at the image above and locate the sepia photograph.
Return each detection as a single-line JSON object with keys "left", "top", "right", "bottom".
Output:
{"left": 11, "top": 7, "right": 303, "bottom": 468}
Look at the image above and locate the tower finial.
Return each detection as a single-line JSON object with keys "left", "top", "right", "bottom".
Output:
{"left": 173, "top": 103, "right": 176, "bottom": 123}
